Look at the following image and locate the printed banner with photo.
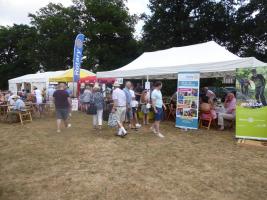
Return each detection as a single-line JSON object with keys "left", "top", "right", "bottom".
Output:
{"left": 176, "top": 72, "right": 200, "bottom": 129}
{"left": 236, "top": 66, "right": 267, "bottom": 140}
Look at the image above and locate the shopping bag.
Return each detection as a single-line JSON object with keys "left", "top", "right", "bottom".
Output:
{"left": 108, "top": 113, "right": 118, "bottom": 127}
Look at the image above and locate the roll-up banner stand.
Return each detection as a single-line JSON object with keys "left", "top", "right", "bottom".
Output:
{"left": 236, "top": 66, "right": 267, "bottom": 140}
{"left": 176, "top": 72, "right": 200, "bottom": 129}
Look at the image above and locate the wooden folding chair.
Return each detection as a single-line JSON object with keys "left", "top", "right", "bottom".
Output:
{"left": 199, "top": 111, "right": 216, "bottom": 130}
{"left": 18, "top": 110, "right": 32, "bottom": 125}
{"left": 6, "top": 105, "right": 32, "bottom": 125}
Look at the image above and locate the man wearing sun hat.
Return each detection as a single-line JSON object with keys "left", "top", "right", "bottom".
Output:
{"left": 112, "top": 81, "right": 127, "bottom": 136}
{"left": 6, "top": 95, "right": 26, "bottom": 123}
{"left": 13, "top": 95, "right": 26, "bottom": 111}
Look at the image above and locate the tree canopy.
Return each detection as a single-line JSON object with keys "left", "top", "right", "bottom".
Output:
{"left": 142, "top": 0, "right": 267, "bottom": 61}
{"left": 0, "top": 0, "right": 139, "bottom": 88}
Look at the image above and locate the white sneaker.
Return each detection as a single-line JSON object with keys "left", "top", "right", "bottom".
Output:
{"left": 121, "top": 127, "right": 127, "bottom": 135}
{"left": 157, "top": 132, "right": 165, "bottom": 138}
{"left": 136, "top": 123, "right": 142, "bottom": 128}
{"left": 150, "top": 127, "right": 157, "bottom": 134}
{"left": 67, "top": 124, "right": 72, "bottom": 128}
{"left": 57, "top": 129, "right": 61, "bottom": 133}
{"left": 117, "top": 128, "right": 123, "bottom": 136}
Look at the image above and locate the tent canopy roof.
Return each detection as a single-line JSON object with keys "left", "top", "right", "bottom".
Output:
{"left": 9, "top": 71, "right": 66, "bottom": 84}
{"left": 49, "top": 69, "right": 95, "bottom": 82}
{"left": 97, "top": 41, "right": 266, "bottom": 79}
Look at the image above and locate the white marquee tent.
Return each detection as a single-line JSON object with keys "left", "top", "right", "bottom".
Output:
{"left": 8, "top": 71, "right": 65, "bottom": 93}
{"left": 97, "top": 41, "right": 266, "bottom": 79}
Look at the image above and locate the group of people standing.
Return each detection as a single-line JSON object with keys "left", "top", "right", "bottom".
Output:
{"left": 110, "top": 80, "right": 165, "bottom": 137}
{"left": 53, "top": 81, "right": 166, "bottom": 138}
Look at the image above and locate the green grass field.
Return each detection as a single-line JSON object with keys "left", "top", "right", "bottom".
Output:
{"left": 236, "top": 106, "right": 267, "bottom": 139}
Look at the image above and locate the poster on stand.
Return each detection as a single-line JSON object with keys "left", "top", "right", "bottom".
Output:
{"left": 236, "top": 66, "right": 267, "bottom": 140}
{"left": 145, "top": 81, "right": 151, "bottom": 100}
{"left": 116, "top": 78, "right": 123, "bottom": 84}
{"left": 176, "top": 72, "right": 200, "bottom": 129}
{"left": 71, "top": 98, "right": 79, "bottom": 111}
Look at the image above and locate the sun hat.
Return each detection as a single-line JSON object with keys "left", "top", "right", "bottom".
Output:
{"left": 113, "top": 81, "right": 121, "bottom": 87}
{"left": 93, "top": 83, "right": 100, "bottom": 90}
{"left": 12, "top": 95, "right": 20, "bottom": 99}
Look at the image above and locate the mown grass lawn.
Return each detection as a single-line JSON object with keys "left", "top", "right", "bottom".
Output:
{"left": 0, "top": 112, "right": 267, "bottom": 200}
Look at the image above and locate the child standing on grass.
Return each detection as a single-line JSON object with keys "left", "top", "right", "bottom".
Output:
{"left": 141, "top": 90, "right": 150, "bottom": 125}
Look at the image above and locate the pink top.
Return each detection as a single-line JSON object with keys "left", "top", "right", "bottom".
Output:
{"left": 201, "top": 110, "right": 217, "bottom": 120}
{"left": 225, "top": 98, "right": 236, "bottom": 114}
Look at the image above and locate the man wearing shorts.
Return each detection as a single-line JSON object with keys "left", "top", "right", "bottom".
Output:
{"left": 112, "top": 82, "right": 127, "bottom": 136}
{"left": 53, "top": 82, "right": 72, "bottom": 133}
{"left": 151, "top": 81, "right": 166, "bottom": 138}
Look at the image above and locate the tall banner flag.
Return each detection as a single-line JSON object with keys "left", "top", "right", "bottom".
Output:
{"left": 176, "top": 72, "right": 200, "bottom": 129}
{"left": 73, "top": 34, "right": 85, "bottom": 82}
{"left": 236, "top": 66, "right": 267, "bottom": 140}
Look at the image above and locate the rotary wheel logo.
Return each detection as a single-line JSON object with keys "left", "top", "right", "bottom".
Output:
{"left": 75, "top": 39, "right": 83, "bottom": 48}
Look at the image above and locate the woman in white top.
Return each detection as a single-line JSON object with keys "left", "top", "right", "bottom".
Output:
{"left": 34, "top": 87, "right": 43, "bottom": 104}
{"left": 130, "top": 87, "right": 141, "bottom": 129}
{"left": 33, "top": 87, "right": 43, "bottom": 115}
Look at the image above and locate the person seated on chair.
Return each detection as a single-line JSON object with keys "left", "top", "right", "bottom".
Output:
{"left": 218, "top": 92, "right": 236, "bottom": 131}
{"left": 200, "top": 96, "right": 217, "bottom": 120}
{"left": 7, "top": 96, "right": 26, "bottom": 123}
{"left": 13, "top": 96, "right": 26, "bottom": 111}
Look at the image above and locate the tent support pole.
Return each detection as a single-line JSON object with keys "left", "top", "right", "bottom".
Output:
{"left": 72, "top": 82, "right": 75, "bottom": 98}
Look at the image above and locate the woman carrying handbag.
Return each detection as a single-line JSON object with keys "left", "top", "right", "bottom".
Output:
{"left": 91, "top": 85, "right": 104, "bottom": 131}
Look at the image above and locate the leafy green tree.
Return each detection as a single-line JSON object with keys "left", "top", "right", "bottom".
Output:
{"left": 0, "top": 25, "right": 38, "bottom": 89}
{"left": 74, "top": 0, "right": 139, "bottom": 71}
{"left": 29, "top": 3, "right": 82, "bottom": 71}
{"left": 28, "top": 0, "right": 139, "bottom": 72}
{"left": 142, "top": 0, "right": 238, "bottom": 51}
{"left": 141, "top": 0, "right": 267, "bottom": 64}
{"left": 235, "top": 0, "right": 267, "bottom": 62}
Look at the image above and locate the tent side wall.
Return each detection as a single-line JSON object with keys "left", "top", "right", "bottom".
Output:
{"left": 8, "top": 71, "right": 66, "bottom": 94}
{"left": 8, "top": 82, "right": 17, "bottom": 93}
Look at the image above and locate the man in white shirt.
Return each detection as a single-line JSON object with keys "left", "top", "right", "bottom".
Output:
{"left": 112, "top": 82, "right": 127, "bottom": 137}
